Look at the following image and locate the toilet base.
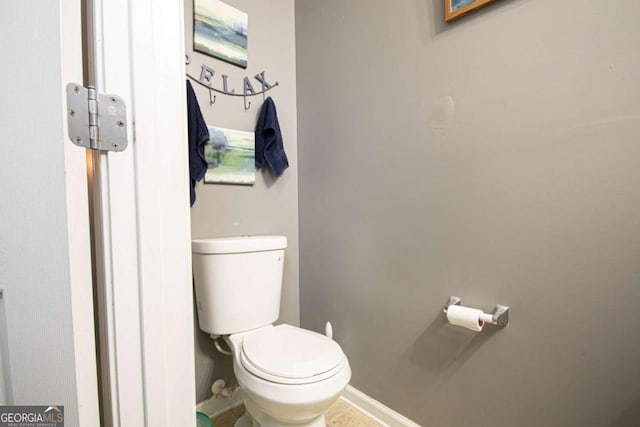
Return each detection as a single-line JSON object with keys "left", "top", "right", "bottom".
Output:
{"left": 234, "top": 413, "right": 257, "bottom": 427}
{"left": 239, "top": 401, "right": 326, "bottom": 427}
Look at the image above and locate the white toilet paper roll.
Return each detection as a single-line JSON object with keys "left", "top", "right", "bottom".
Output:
{"left": 446, "top": 305, "right": 485, "bottom": 331}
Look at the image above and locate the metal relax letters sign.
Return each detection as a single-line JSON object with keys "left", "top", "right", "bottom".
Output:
{"left": 186, "top": 55, "right": 279, "bottom": 110}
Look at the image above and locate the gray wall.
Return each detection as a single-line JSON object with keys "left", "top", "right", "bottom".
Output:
{"left": 186, "top": 0, "right": 299, "bottom": 403}
{"left": 296, "top": 0, "right": 640, "bottom": 426}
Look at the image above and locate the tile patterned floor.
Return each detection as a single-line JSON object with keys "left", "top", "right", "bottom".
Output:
{"left": 210, "top": 398, "right": 382, "bottom": 427}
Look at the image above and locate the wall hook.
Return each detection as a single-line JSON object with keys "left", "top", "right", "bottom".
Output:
{"left": 208, "top": 88, "right": 216, "bottom": 105}
{"left": 244, "top": 96, "right": 251, "bottom": 111}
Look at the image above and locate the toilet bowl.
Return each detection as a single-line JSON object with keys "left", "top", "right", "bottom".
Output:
{"left": 191, "top": 236, "right": 351, "bottom": 427}
{"left": 225, "top": 324, "right": 351, "bottom": 427}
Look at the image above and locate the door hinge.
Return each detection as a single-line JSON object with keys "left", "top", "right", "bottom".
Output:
{"left": 66, "top": 82, "right": 128, "bottom": 152}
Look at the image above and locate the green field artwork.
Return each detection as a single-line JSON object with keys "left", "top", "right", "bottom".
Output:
{"left": 204, "top": 126, "right": 255, "bottom": 185}
{"left": 194, "top": 0, "right": 248, "bottom": 68}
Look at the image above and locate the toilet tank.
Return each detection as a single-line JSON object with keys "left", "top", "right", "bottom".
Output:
{"left": 192, "top": 235, "right": 287, "bottom": 335}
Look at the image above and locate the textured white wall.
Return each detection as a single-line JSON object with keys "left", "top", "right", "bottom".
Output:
{"left": 0, "top": 2, "right": 86, "bottom": 425}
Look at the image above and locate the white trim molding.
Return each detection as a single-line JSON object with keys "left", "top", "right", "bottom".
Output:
{"left": 87, "top": 0, "right": 195, "bottom": 424}
{"left": 341, "top": 385, "right": 421, "bottom": 427}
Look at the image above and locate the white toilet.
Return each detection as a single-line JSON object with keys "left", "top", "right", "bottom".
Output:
{"left": 192, "top": 235, "right": 351, "bottom": 427}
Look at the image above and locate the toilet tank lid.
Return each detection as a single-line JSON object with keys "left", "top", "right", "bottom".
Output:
{"left": 192, "top": 235, "right": 287, "bottom": 254}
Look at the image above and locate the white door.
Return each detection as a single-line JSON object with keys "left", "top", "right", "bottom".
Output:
{"left": 0, "top": 1, "right": 100, "bottom": 426}
{"left": 0, "top": 0, "right": 195, "bottom": 426}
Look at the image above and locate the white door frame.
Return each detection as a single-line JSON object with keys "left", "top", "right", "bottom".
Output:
{"left": 88, "top": 0, "right": 196, "bottom": 425}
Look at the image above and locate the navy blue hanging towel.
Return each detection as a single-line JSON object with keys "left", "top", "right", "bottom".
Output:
{"left": 255, "top": 97, "right": 289, "bottom": 177}
{"left": 186, "top": 80, "right": 209, "bottom": 206}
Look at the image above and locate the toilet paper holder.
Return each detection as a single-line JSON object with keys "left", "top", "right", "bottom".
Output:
{"left": 443, "top": 296, "right": 510, "bottom": 327}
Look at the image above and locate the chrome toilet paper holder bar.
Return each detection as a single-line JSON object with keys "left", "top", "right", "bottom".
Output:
{"left": 443, "top": 296, "right": 510, "bottom": 327}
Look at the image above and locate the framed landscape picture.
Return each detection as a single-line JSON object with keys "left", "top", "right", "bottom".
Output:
{"left": 203, "top": 126, "right": 255, "bottom": 186}
{"left": 194, "top": 0, "right": 248, "bottom": 68}
{"left": 445, "top": 0, "right": 498, "bottom": 22}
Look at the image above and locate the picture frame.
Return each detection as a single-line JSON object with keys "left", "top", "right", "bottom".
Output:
{"left": 445, "top": 0, "right": 498, "bottom": 22}
{"left": 194, "top": 0, "right": 248, "bottom": 68}
{"left": 203, "top": 126, "right": 255, "bottom": 186}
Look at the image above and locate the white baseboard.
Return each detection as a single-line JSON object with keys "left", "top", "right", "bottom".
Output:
{"left": 341, "top": 385, "right": 421, "bottom": 427}
{"left": 196, "top": 389, "right": 245, "bottom": 418}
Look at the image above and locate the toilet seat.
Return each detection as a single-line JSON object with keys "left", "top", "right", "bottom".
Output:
{"left": 240, "top": 325, "right": 346, "bottom": 385}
